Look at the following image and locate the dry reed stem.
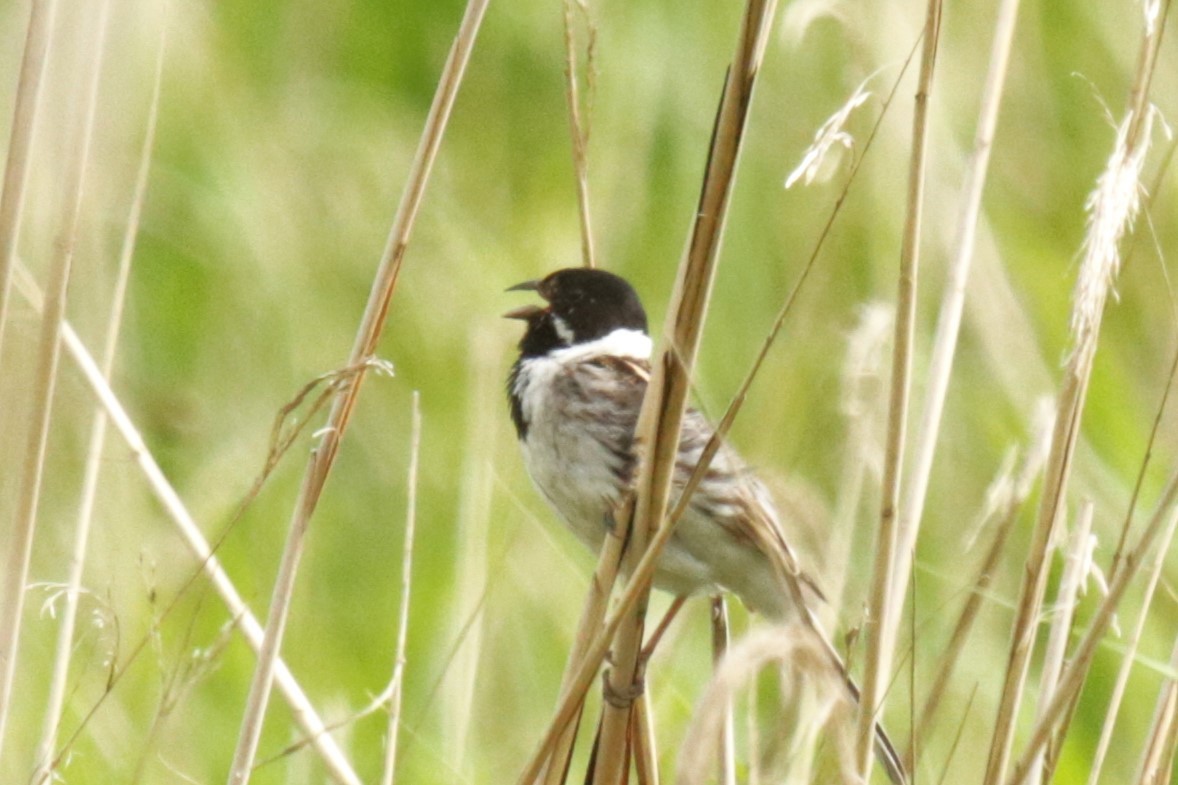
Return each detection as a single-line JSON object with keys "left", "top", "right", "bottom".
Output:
{"left": 225, "top": 2, "right": 491, "bottom": 781}
{"left": 1004, "top": 467, "right": 1178, "bottom": 785}
{"left": 633, "top": 692, "right": 659, "bottom": 785}
{"left": 856, "top": 0, "right": 942, "bottom": 777}
{"left": 890, "top": 0, "right": 1021, "bottom": 621}
{"left": 710, "top": 597, "right": 737, "bottom": 785}
{"left": 30, "top": 8, "right": 166, "bottom": 782}
{"left": 380, "top": 391, "right": 421, "bottom": 785}
{"left": 539, "top": 540, "right": 624, "bottom": 785}
{"left": 13, "top": 264, "right": 361, "bottom": 785}
{"left": 640, "top": 596, "right": 687, "bottom": 662}
{"left": 984, "top": 4, "right": 1167, "bottom": 779}
{"left": 591, "top": 3, "right": 777, "bottom": 782}
{"left": 0, "top": 0, "right": 107, "bottom": 758}
{"left": 562, "top": 0, "right": 596, "bottom": 269}
{"left": 1028, "top": 501, "right": 1094, "bottom": 784}
{"left": 0, "top": 0, "right": 57, "bottom": 364}
{"left": 1134, "top": 633, "right": 1178, "bottom": 785}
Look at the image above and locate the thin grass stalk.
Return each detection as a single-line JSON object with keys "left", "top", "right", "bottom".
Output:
{"left": 591, "top": 3, "right": 777, "bottom": 782}
{"left": 1087, "top": 480, "right": 1178, "bottom": 782}
{"left": 226, "top": 2, "right": 491, "bottom": 781}
{"left": 0, "top": 0, "right": 108, "bottom": 757}
{"left": 1133, "top": 633, "right": 1178, "bottom": 785}
{"left": 711, "top": 597, "right": 736, "bottom": 785}
{"left": 932, "top": 684, "right": 979, "bottom": 785}
{"left": 13, "top": 265, "right": 361, "bottom": 785}
{"left": 31, "top": 6, "right": 163, "bottom": 782}
{"left": 1004, "top": 467, "right": 1178, "bottom": 785}
{"left": 0, "top": 0, "right": 57, "bottom": 364}
{"left": 562, "top": 0, "right": 596, "bottom": 269}
{"left": 379, "top": 392, "right": 421, "bottom": 785}
{"left": 856, "top": 0, "right": 942, "bottom": 777}
{"left": 889, "top": 0, "right": 1021, "bottom": 618}
{"left": 1027, "top": 501, "right": 1094, "bottom": 784}
{"left": 984, "top": 3, "right": 1167, "bottom": 778}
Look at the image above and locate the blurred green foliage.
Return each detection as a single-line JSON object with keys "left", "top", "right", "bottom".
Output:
{"left": 0, "top": 0, "right": 1175, "bottom": 783}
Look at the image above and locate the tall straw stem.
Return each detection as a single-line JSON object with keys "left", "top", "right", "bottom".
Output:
{"left": 225, "top": 3, "right": 492, "bottom": 781}
{"left": 0, "top": 0, "right": 57, "bottom": 363}
{"left": 855, "top": 0, "right": 942, "bottom": 777}
{"left": 562, "top": 0, "right": 597, "bottom": 269}
{"left": 0, "top": 0, "right": 107, "bottom": 759}
{"left": 889, "top": 0, "right": 1021, "bottom": 623}
{"left": 379, "top": 391, "right": 422, "bottom": 785}
{"left": 590, "top": 2, "right": 777, "bottom": 781}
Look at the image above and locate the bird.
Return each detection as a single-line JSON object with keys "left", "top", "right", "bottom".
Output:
{"left": 505, "top": 267, "right": 906, "bottom": 785}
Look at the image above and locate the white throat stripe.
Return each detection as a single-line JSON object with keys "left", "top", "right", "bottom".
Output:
{"left": 552, "top": 329, "right": 652, "bottom": 363}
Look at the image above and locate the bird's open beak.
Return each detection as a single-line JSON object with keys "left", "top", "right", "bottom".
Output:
{"left": 506, "top": 279, "right": 540, "bottom": 293}
{"left": 503, "top": 304, "right": 545, "bottom": 320}
{"left": 504, "top": 278, "right": 548, "bottom": 320}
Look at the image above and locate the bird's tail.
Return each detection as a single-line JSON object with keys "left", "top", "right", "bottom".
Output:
{"left": 799, "top": 611, "right": 908, "bottom": 785}
{"left": 735, "top": 514, "right": 908, "bottom": 782}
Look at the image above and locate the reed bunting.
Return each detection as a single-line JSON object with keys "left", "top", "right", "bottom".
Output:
{"left": 505, "top": 267, "right": 905, "bottom": 784}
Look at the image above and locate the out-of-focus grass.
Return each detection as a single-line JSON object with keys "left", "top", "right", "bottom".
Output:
{"left": 0, "top": 0, "right": 1175, "bottom": 783}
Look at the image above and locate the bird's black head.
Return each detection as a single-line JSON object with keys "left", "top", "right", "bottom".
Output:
{"left": 505, "top": 268, "right": 648, "bottom": 358}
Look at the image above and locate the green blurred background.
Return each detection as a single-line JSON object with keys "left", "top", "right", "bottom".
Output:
{"left": 0, "top": 0, "right": 1176, "bottom": 782}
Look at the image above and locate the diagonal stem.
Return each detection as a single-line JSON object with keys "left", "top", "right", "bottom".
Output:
{"left": 226, "top": 2, "right": 493, "bottom": 781}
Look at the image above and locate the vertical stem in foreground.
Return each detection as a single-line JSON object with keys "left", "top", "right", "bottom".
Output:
{"left": 225, "top": 2, "right": 491, "bottom": 781}
{"left": 562, "top": 0, "right": 596, "bottom": 269}
{"left": 589, "top": 2, "right": 777, "bottom": 782}
{"left": 889, "top": 0, "right": 1021, "bottom": 628}
{"left": 379, "top": 391, "right": 422, "bottom": 785}
{"left": 32, "top": 7, "right": 164, "bottom": 783}
{"left": 855, "top": 0, "right": 942, "bottom": 778}
{"left": 0, "top": 0, "right": 105, "bottom": 760}
{"left": 0, "top": 0, "right": 57, "bottom": 364}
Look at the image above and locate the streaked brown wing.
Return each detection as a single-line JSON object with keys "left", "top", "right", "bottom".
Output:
{"left": 676, "top": 408, "right": 827, "bottom": 604}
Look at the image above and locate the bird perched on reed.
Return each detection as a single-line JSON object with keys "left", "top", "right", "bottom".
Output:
{"left": 506, "top": 267, "right": 906, "bottom": 785}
